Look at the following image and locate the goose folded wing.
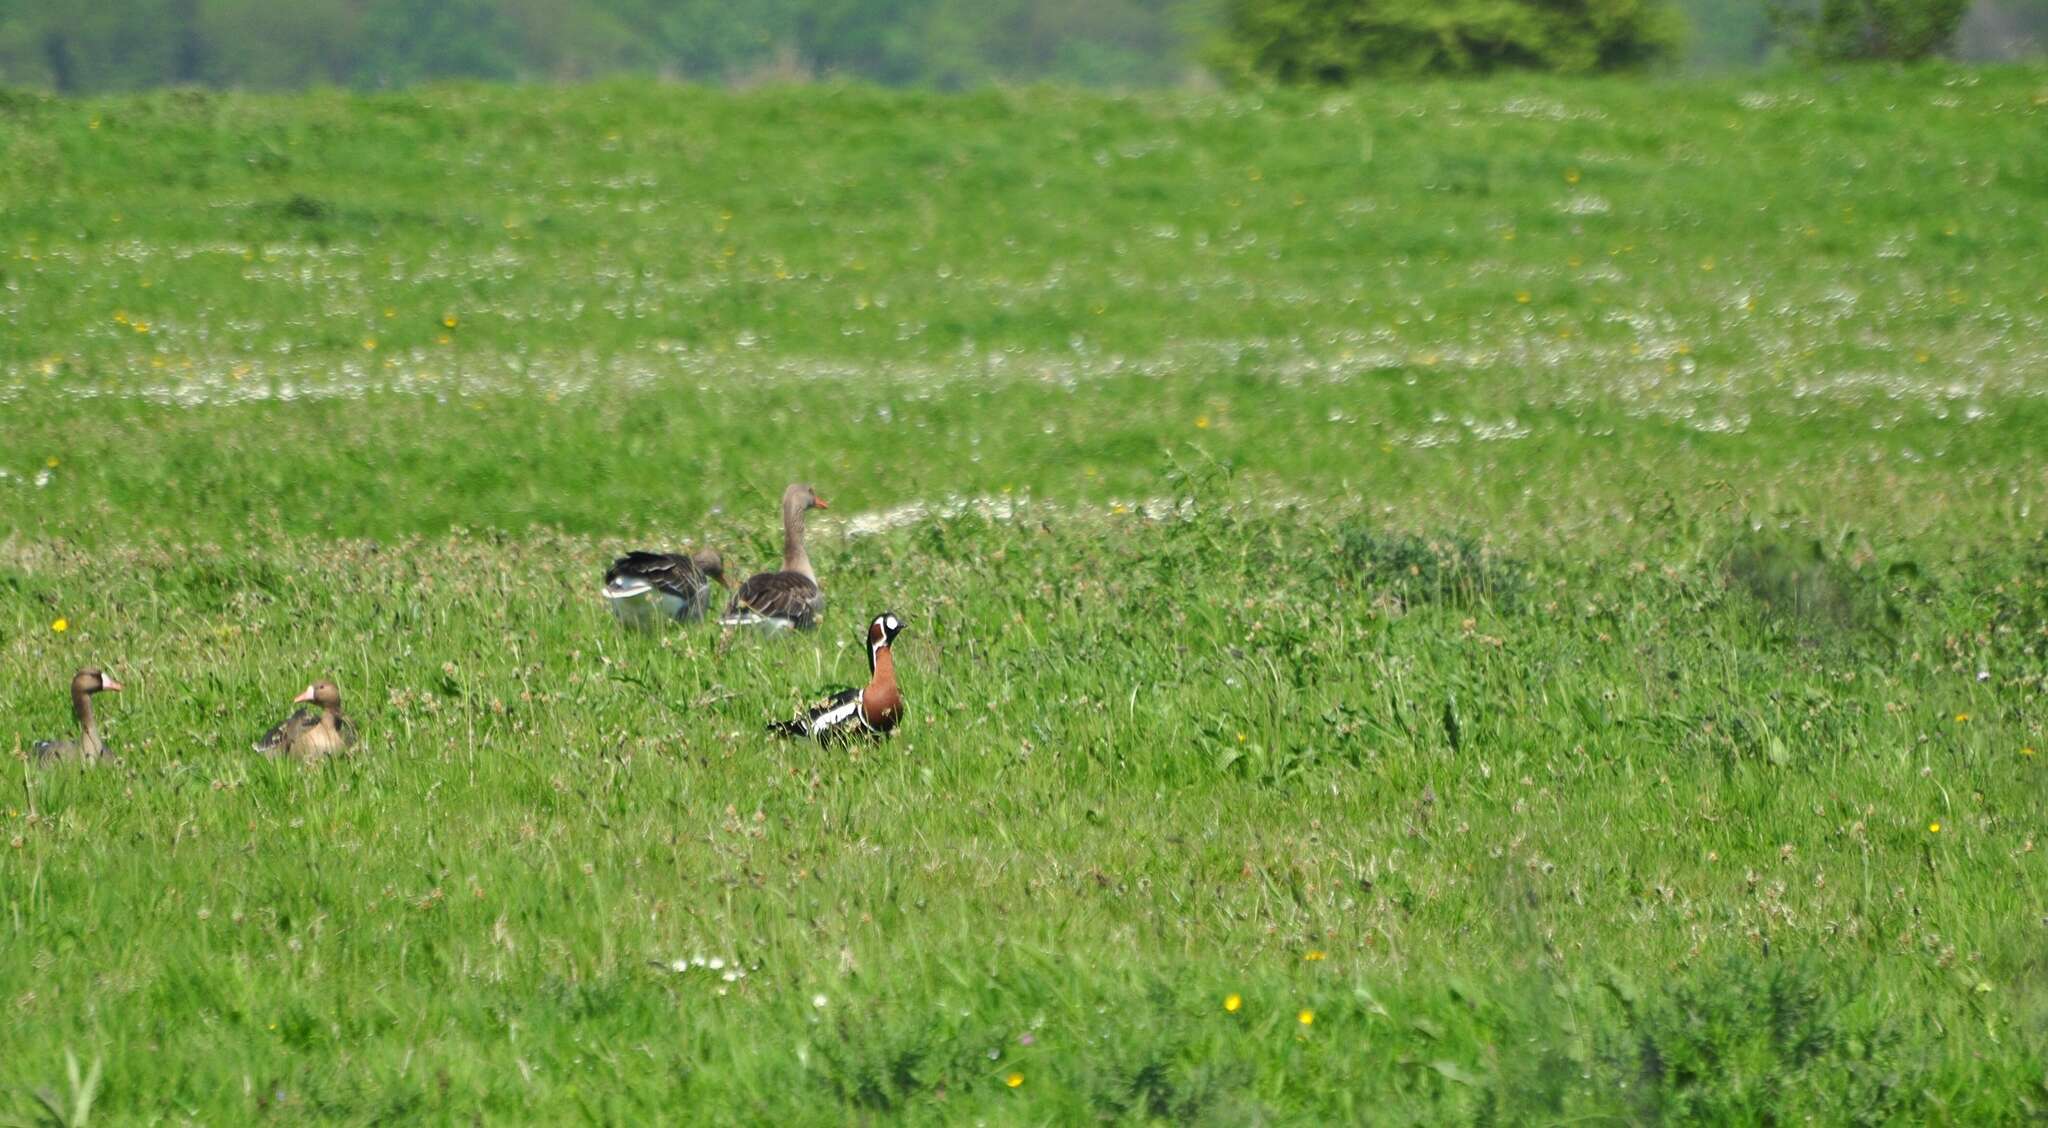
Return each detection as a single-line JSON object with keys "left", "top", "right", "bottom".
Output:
{"left": 729, "top": 572, "right": 823, "bottom": 622}
{"left": 769, "top": 687, "right": 860, "bottom": 738}
{"left": 607, "top": 552, "right": 705, "bottom": 599}
{"left": 255, "top": 708, "right": 316, "bottom": 754}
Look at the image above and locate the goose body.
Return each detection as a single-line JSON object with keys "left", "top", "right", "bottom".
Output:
{"left": 771, "top": 613, "right": 905, "bottom": 742}
{"left": 256, "top": 680, "right": 357, "bottom": 762}
{"left": 724, "top": 570, "right": 826, "bottom": 631}
{"left": 603, "top": 548, "right": 728, "bottom": 628}
{"left": 724, "top": 484, "right": 829, "bottom": 631}
{"left": 33, "top": 668, "right": 122, "bottom": 765}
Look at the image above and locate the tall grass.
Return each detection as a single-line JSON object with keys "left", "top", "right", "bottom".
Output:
{"left": 2, "top": 68, "right": 2045, "bottom": 1121}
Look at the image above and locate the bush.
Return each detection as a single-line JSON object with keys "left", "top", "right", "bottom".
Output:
{"left": 1340, "top": 526, "right": 1527, "bottom": 611}
{"left": 1213, "top": 0, "right": 1683, "bottom": 83}
{"left": 1770, "top": 0, "right": 1970, "bottom": 60}
{"left": 1593, "top": 956, "right": 1917, "bottom": 1124}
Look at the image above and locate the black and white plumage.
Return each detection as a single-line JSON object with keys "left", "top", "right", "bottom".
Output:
{"left": 723, "top": 483, "right": 829, "bottom": 631}
{"left": 603, "top": 548, "right": 728, "bottom": 628}
{"left": 770, "top": 612, "right": 905, "bottom": 742}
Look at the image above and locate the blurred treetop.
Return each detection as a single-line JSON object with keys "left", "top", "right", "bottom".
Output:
{"left": 0, "top": 0, "right": 2041, "bottom": 93}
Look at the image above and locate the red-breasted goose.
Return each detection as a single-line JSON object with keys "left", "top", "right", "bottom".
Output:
{"left": 603, "top": 548, "right": 729, "bottom": 627}
{"left": 255, "top": 679, "right": 357, "bottom": 761}
{"left": 723, "top": 483, "right": 829, "bottom": 630}
{"left": 770, "top": 612, "right": 905, "bottom": 742}
{"left": 33, "top": 667, "right": 123, "bottom": 765}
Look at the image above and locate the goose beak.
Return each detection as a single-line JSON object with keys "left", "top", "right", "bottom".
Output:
{"left": 100, "top": 676, "right": 124, "bottom": 693}
{"left": 812, "top": 496, "right": 830, "bottom": 510}
{"left": 294, "top": 685, "right": 318, "bottom": 704}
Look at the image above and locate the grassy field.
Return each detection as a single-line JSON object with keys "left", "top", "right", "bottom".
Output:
{"left": 2, "top": 67, "right": 2046, "bottom": 1122}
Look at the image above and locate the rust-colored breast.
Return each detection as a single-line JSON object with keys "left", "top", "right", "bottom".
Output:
{"left": 861, "top": 684, "right": 903, "bottom": 734}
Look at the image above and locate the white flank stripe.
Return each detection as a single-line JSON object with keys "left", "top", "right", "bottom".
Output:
{"left": 604, "top": 577, "right": 654, "bottom": 598}
{"left": 812, "top": 698, "right": 862, "bottom": 734}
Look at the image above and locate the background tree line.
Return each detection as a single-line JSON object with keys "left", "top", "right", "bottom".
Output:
{"left": 0, "top": 0, "right": 2041, "bottom": 93}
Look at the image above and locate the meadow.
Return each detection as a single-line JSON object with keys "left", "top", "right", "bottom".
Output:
{"left": 2, "top": 67, "right": 2046, "bottom": 1122}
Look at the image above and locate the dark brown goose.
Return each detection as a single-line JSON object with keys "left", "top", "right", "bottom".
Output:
{"left": 33, "top": 667, "right": 123, "bottom": 765}
{"left": 255, "top": 680, "right": 357, "bottom": 762}
{"left": 770, "top": 612, "right": 905, "bottom": 742}
{"left": 722, "top": 483, "right": 829, "bottom": 631}
{"left": 602, "top": 547, "right": 729, "bottom": 627}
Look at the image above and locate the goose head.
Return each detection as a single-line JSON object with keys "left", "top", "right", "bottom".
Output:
{"left": 294, "top": 680, "right": 344, "bottom": 711}
{"left": 783, "top": 483, "right": 829, "bottom": 516}
{"left": 691, "top": 547, "right": 732, "bottom": 588}
{"left": 73, "top": 667, "right": 123, "bottom": 696}
{"left": 866, "top": 611, "right": 904, "bottom": 655}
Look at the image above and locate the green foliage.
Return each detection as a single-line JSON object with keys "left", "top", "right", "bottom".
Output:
{"left": 0, "top": 0, "right": 1218, "bottom": 93}
{"left": 1722, "top": 530, "right": 1891, "bottom": 643}
{"left": 1341, "top": 527, "right": 1528, "bottom": 611}
{"left": 1214, "top": 0, "right": 1684, "bottom": 82}
{"left": 1676, "top": 0, "right": 1781, "bottom": 66}
{"left": 20, "top": 1051, "right": 103, "bottom": 1128}
{"left": 1595, "top": 958, "right": 1917, "bottom": 1123}
{"left": 1980, "top": 534, "right": 2048, "bottom": 666}
{"left": 1772, "top": 0, "right": 1972, "bottom": 60}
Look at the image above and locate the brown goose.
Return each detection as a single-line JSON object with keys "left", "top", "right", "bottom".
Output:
{"left": 603, "top": 547, "right": 729, "bottom": 627}
{"left": 255, "top": 680, "right": 357, "bottom": 762}
{"left": 32, "top": 667, "right": 123, "bottom": 765}
{"left": 722, "top": 483, "right": 829, "bottom": 631}
{"left": 770, "top": 612, "right": 905, "bottom": 741}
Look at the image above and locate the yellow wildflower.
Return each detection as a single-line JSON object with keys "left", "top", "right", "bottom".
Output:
{"left": 1298, "top": 1009, "right": 1315, "bottom": 1026}
{"left": 1929, "top": 821, "right": 1942, "bottom": 834}
{"left": 51, "top": 618, "right": 68, "bottom": 633}
{"left": 1005, "top": 1073, "right": 1023, "bottom": 1088}
{"left": 1304, "top": 950, "right": 1327, "bottom": 962}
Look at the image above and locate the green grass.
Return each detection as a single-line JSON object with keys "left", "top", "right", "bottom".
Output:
{"left": 3, "top": 67, "right": 2047, "bottom": 1122}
